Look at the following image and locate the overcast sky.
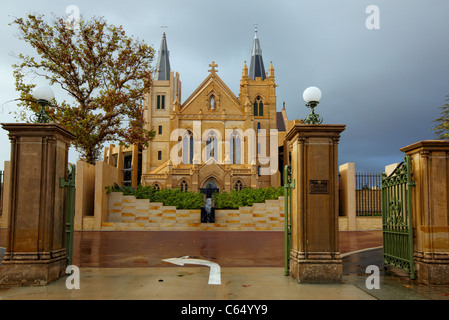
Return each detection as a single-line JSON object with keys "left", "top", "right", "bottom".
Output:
{"left": 1, "top": 0, "right": 449, "bottom": 173}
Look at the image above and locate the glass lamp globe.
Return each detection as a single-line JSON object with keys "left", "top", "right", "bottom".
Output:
{"left": 302, "top": 86, "right": 322, "bottom": 104}
{"left": 32, "top": 85, "right": 54, "bottom": 102}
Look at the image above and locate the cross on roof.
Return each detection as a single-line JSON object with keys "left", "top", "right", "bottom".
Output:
{"left": 209, "top": 61, "right": 218, "bottom": 73}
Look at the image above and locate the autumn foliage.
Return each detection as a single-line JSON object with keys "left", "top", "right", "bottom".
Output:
{"left": 11, "top": 14, "right": 155, "bottom": 164}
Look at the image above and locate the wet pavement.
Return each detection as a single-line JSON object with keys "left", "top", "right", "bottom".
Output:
{"left": 1, "top": 229, "right": 449, "bottom": 300}
{"left": 70, "top": 230, "right": 383, "bottom": 268}
{"left": 72, "top": 230, "right": 287, "bottom": 268}
{"left": 343, "top": 248, "right": 449, "bottom": 300}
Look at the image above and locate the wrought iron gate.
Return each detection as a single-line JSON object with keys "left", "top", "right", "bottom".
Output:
{"left": 284, "top": 165, "right": 294, "bottom": 276}
{"left": 60, "top": 163, "right": 76, "bottom": 266}
{"left": 382, "top": 155, "right": 415, "bottom": 279}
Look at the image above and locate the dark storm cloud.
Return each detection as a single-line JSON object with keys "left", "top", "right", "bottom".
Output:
{"left": 1, "top": 0, "right": 449, "bottom": 173}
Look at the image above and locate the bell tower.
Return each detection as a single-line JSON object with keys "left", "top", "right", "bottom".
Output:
{"left": 240, "top": 27, "right": 278, "bottom": 187}
{"left": 142, "top": 33, "right": 181, "bottom": 175}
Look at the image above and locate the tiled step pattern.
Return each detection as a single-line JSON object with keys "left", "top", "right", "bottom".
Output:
{"left": 101, "top": 192, "right": 285, "bottom": 231}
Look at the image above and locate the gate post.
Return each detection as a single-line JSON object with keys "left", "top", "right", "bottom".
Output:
{"left": 400, "top": 140, "right": 449, "bottom": 285}
{"left": 285, "top": 121, "right": 345, "bottom": 283}
{"left": 60, "top": 164, "right": 76, "bottom": 266}
{"left": 0, "top": 123, "right": 75, "bottom": 286}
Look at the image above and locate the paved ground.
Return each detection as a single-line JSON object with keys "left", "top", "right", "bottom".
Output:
{"left": 1, "top": 248, "right": 449, "bottom": 301}
{"left": 70, "top": 230, "right": 383, "bottom": 267}
{"left": 1, "top": 230, "right": 449, "bottom": 301}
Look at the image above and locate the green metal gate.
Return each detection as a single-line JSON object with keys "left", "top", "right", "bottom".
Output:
{"left": 284, "top": 165, "right": 294, "bottom": 276}
{"left": 60, "top": 163, "right": 76, "bottom": 266}
{"left": 382, "top": 155, "right": 415, "bottom": 279}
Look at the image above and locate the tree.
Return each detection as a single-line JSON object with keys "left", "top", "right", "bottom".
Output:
{"left": 432, "top": 96, "right": 449, "bottom": 140}
{"left": 11, "top": 14, "right": 156, "bottom": 164}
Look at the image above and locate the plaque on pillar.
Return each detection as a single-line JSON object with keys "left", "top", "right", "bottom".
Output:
{"left": 0, "top": 123, "right": 75, "bottom": 287}
{"left": 285, "top": 122, "right": 345, "bottom": 283}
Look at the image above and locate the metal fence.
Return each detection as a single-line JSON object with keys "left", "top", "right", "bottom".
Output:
{"left": 356, "top": 172, "right": 382, "bottom": 216}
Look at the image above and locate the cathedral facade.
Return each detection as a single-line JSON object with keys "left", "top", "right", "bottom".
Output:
{"left": 138, "top": 31, "right": 289, "bottom": 192}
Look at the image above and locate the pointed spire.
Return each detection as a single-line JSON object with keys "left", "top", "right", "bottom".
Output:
{"left": 268, "top": 61, "right": 275, "bottom": 79}
{"left": 249, "top": 26, "right": 266, "bottom": 80}
{"left": 154, "top": 32, "right": 171, "bottom": 81}
{"left": 242, "top": 61, "right": 248, "bottom": 78}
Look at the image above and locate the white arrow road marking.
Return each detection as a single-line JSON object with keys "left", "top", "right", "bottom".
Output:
{"left": 162, "top": 256, "right": 221, "bottom": 285}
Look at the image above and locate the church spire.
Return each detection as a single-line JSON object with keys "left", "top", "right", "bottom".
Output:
{"left": 154, "top": 32, "right": 171, "bottom": 81}
{"left": 249, "top": 26, "right": 266, "bottom": 80}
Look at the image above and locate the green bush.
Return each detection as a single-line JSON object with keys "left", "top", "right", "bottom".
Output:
{"left": 213, "top": 186, "right": 284, "bottom": 209}
{"left": 105, "top": 184, "right": 284, "bottom": 210}
{"left": 106, "top": 184, "right": 204, "bottom": 210}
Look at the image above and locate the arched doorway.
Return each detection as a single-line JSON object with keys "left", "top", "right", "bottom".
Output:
{"left": 204, "top": 180, "right": 218, "bottom": 193}
{"left": 200, "top": 177, "right": 220, "bottom": 196}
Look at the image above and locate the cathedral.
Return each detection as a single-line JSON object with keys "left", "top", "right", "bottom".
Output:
{"left": 110, "top": 30, "right": 290, "bottom": 193}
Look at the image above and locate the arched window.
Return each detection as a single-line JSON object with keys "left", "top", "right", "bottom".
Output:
{"left": 180, "top": 180, "right": 189, "bottom": 192}
{"left": 153, "top": 183, "right": 160, "bottom": 190}
{"left": 230, "top": 131, "right": 241, "bottom": 164}
{"left": 234, "top": 180, "right": 243, "bottom": 191}
{"left": 253, "top": 96, "right": 263, "bottom": 117}
{"left": 182, "top": 130, "right": 194, "bottom": 164}
{"left": 206, "top": 131, "right": 218, "bottom": 161}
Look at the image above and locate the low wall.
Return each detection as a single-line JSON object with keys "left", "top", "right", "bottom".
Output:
{"left": 338, "top": 216, "right": 382, "bottom": 231}
{"left": 89, "top": 192, "right": 383, "bottom": 231}
{"left": 98, "top": 192, "right": 285, "bottom": 231}
{"left": 74, "top": 160, "right": 120, "bottom": 230}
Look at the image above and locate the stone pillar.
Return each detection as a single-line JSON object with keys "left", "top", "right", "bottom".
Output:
{"left": 285, "top": 122, "right": 345, "bottom": 283}
{"left": 400, "top": 140, "right": 449, "bottom": 285}
{"left": 339, "top": 163, "right": 356, "bottom": 230}
{"left": 0, "top": 123, "right": 74, "bottom": 287}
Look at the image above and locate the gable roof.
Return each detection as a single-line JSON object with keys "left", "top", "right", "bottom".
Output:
{"left": 180, "top": 69, "right": 243, "bottom": 113}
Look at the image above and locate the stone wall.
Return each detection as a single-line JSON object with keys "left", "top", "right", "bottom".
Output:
{"left": 72, "top": 161, "right": 383, "bottom": 231}
{"left": 74, "top": 160, "right": 120, "bottom": 230}
{"left": 338, "top": 216, "right": 382, "bottom": 231}
{"left": 91, "top": 192, "right": 382, "bottom": 231}
{"left": 98, "top": 192, "right": 285, "bottom": 231}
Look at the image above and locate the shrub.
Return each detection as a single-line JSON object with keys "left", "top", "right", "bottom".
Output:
{"left": 105, "top": 184, "right": 284, "bottom": 210}
{"left": 214, "top": 186, "right": 284, "bottom": 209}
{"left": 106, "top": 184, "right": 204, "bottom": 209}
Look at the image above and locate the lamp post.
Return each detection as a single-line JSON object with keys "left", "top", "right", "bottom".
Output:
{"left": 303, "top": 86, "right": 322, "bottom": 124}
{"left": 31, "top": 85, "right": 54, "bottom": 124}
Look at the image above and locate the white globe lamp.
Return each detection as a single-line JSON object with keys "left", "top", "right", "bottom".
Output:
{"left": 302, "top": 86, "right": 323, "bottom": 124}
{"left": 31, "top": 85, "right": 54, "bottom": 123}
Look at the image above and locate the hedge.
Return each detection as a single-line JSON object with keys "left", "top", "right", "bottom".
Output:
{"left": 106, "top": 184, "right": 284, "bottom": 210}
{"left": 213, "top": 186, "right": 284, "bottom": 209}
{"left": 106, "top": 184, "right": 204, "bottom": 209}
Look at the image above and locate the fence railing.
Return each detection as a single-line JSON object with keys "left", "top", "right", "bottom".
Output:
{"left": 355, "top": 172, "right": 382, "bottom": 216}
